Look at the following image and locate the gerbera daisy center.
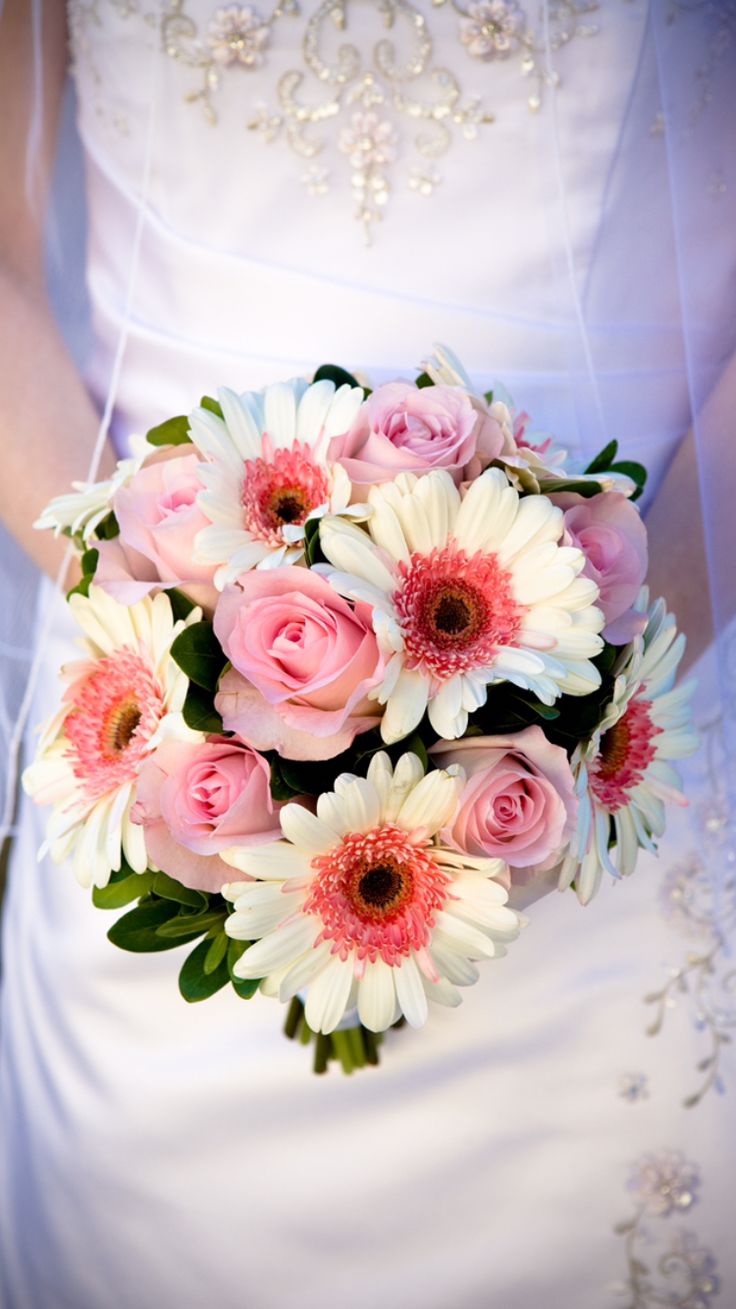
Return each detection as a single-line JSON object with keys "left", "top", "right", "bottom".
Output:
{"left": 353, "top": 861, "right": 407, "bottom": 915}
{"left": 394, "top": 543, "right": 522, "bottom": 680}
{"left": 590, "top": 696, "right": 661, "bottom": 813}
{"left": 241, "top": 441, "right": 330, "bottom": 547}
{"left": 270, "top": 490, "right": 308, "bottom": 524}
{"left": 306, "top": 825, "right": 450, "bottom": 965}
{"left": 107, "top": 700, "right": 142, "bottom": 754}
{"left": 431, "top": 587, "right": 477, "bottom": 639}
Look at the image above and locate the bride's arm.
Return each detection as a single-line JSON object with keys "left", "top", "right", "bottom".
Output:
{"left": 644, "top": 349, "right": 736, "bottom": 671}
{"left": 0, "top": 0, "right": 112, "bottom": 581}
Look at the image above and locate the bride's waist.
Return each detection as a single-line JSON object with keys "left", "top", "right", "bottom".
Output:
{"left": 82, "top": 157, "right": 691, "bottom": 475}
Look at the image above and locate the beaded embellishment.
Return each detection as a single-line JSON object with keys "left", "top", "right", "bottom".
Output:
{"left": 162, "top": 0, "right": 603, "bottom": 239}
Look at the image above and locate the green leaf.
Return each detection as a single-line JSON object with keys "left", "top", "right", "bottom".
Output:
{"left": 178, "top": 937, "right": 230, "bottom": 1003}
{"left": 146, "top": 415, "right": 191, "bottom": 447}
{"left": 312, "top": 364, "right": 362, "bottom": 391}
{"left": 166, "top": 587, "right": 197, "bottom": 623}
{"left": 93, "top": 869, "right": 153, "bottom": 910}
{"left": 611, "top": 460, "right": 647, "bottom": 501}
{"left": 170, "top": 620, "right": 226, "bottom": 691}
{"left": 182, "top": 681, "right": 224, "bottom": 734}
{"left": 203, "top": 930, "right": 229, "bottom": 975}
{"left": 231, "top": 974, "right": 260, "bottom": 1000}
{"left": 538, "top": 477, "right": 604, "bottom": 498}
{"left": 402, "top": 733, "right": 429, "bottom": 771}
{"left": 155, "top": 908, "right": 227, "bottom": 940}
{"left": 67, "top": 545, "right": 101, "bottom": 601}
{"left": 415, "top": 371, "right": 434, "bottom": 389}
{"left": 484, "top": 389, "right": 494, "bottom": 405}
{"left": 267, "top": 755, "right": 300, "bottom": 802}
{"left": 95, "top": 511, "right": 120, "bottom": 541}
{"left": 107, "top": 898, "right": 191, "bottom": 952}
{"left": 81, "top": 547, "right": 99, "bottom": 576}
{"left": 67, "top": 573, "right": 93, "bottom": 600}
{"left": 227, "top": 937, "right": 261, "bottom": 1000}
{"left": 152, "top": 870, "right": 208, "bottom": 909}
{"left": 107, "top": 860, "right": 140, "bottom": 884}
{"left": 520, "top": 699, "right": 560, "bottom": 721}
{"left": 610, "top": 459, "right": 646, "bottom": 486}
{"left": 305, "top": 516, "right": 326, "bottom": 567}
{"left": 594, "top": 641, "right": 620, "bottom": 674}
{"left": 200, "top": 394, "right": 224, "bottom": 419}
{"left": 584, "top": 439, "right": 619, "bottom": 475}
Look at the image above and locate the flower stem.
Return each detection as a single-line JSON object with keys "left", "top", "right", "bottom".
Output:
{"left": 283, "top": 996, "right": 302, "bottom": 1040}
{"left": 282, "top": 996, "right": 387, "bottom": 1073}
{"left": 331, "top": 1030, "right": 354, "bottom": 1075}
{"left": 313, "top": 1033, "right": 330, "bottom": 1075}
{"left": 347, "top": 1024, "right": 366, "bottom": 1069}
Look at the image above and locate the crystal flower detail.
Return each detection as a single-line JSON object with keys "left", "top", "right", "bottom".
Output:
{"left": 667, "top": 1231, "right": 720, "bottom": 1306}
{"left": 206, "top": 5, "right": 271, "bottom": 68}
{"left": 459, "top": 0, "right": 526, "bottom": 61}
{"left": 618, "top": 1072, "right": 649, "bottom": 1103}
{"left": 222, "top": 751, "right": 521, "bottom": 1033}
{"left": 22, "top": 587, "right": 199, "bottom": 887}
{"left": 627, "top": 1151, "right": 700, "bottom": 1218}
{"left": 659, "top": 858, "right": 729, "bottom": 943}
{"left": 338, "top": 111, "right": 399, "bottom": 172}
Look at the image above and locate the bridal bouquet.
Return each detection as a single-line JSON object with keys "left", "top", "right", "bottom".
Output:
{"left": 26, "top": 347, "right": 697, "bottom": 1073}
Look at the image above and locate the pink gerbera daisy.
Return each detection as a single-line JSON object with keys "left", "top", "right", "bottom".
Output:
{"left": 23, "top": 586, "right": 199, "bottom": 887}
{"left": 222, "top": 751, "right": 521, "bottom": 1034}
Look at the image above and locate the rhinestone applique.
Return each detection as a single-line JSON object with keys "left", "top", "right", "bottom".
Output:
{"left": 161, "top": 0, "right": 604, "bottom": 240}
{"left": 68, "top": 0, "right": 607, "bottom": 235}
{"left": 614, "top": 1154, "right": 720, "bottom": 1308}
{"left": 162, "top": 0, "right": 299, "bottom": 123}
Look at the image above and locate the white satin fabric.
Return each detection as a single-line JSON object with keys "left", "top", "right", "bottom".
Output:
{"left": 2, "top": 3, "right": 735, "bottom": 1306}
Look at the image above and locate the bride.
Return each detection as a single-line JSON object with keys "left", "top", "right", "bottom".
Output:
{"left": 1, "top": 2, "right": 734, "bottom": 1306}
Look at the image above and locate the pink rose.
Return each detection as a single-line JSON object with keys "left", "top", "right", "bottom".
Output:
{"left": 213, "top": 567, "right": 384, "bottom": 760}
{"left": 552, "top": 491, "right": 648, "bottom": 644}
{"left": 329, "top": 382, "right": 493, "bottom": 490}
{"left": 133, "top": 737, "right": 280, "bottom": 892}
{"left": 95, "top": 445, "right": 217, "bottom": 612}
{"left": 430, "top": 727, "right": 577, "bottom": 871}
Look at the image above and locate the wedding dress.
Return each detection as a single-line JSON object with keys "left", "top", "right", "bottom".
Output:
{"left": 1, "top": 3, "right": 735, "bottom": 1307}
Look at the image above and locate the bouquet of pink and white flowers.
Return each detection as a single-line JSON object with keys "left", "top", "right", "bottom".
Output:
{"left": 25, "top": 347, "right": 698, "bottom": 1073}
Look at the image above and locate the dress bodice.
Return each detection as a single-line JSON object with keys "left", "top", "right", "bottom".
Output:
{"left": 65, "top": 1, "right": 736, "bottom": 493}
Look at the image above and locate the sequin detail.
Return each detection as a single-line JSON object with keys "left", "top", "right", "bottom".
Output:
{"left": 614, "top": 1153, "right": 720, "bottom": 1308}
{"left": 159, "top": 0, "right": 607, "bottom": 238}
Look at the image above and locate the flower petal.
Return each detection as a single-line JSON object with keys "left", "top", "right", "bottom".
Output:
{"left": 220, "top": 841, "right": 314, "bottom": 880}
{"left": 394, "top": 954, "right": 429, "bottom": 1028}
{"left": 380, "top": 667, "right": 429, "bottom": 744}
{"left": 304, "top": 954, "right": 354, "bottom": 1034}
{"left": 395, "top": 767, "right": 462, "bottom": 836}
{"left": 279, "top": 804, "right": 338, "bottom": 856}
{"left": 229, "top": 915, "right": 319, "bottom": 978}
{"left": 357, "top": 957, "right": 397, "bottom": 1033}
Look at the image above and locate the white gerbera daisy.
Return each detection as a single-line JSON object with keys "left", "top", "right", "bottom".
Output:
{"left": 558, "top": 593, "right": 699, "bottom": 905}
{"left": 191, "top": 377, "right": 365, "bottom": 588}
{"left": 22, "top": 586, "right": 200, "bottom": 888}
{"left": 316, "top": 467, "right": 604, "bottom": 743}
{"left": 34, "top": 436, "right": 150, "bottom": 545}
{"left": 222, "top": 752, "right": 520, "bottom": 1034}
